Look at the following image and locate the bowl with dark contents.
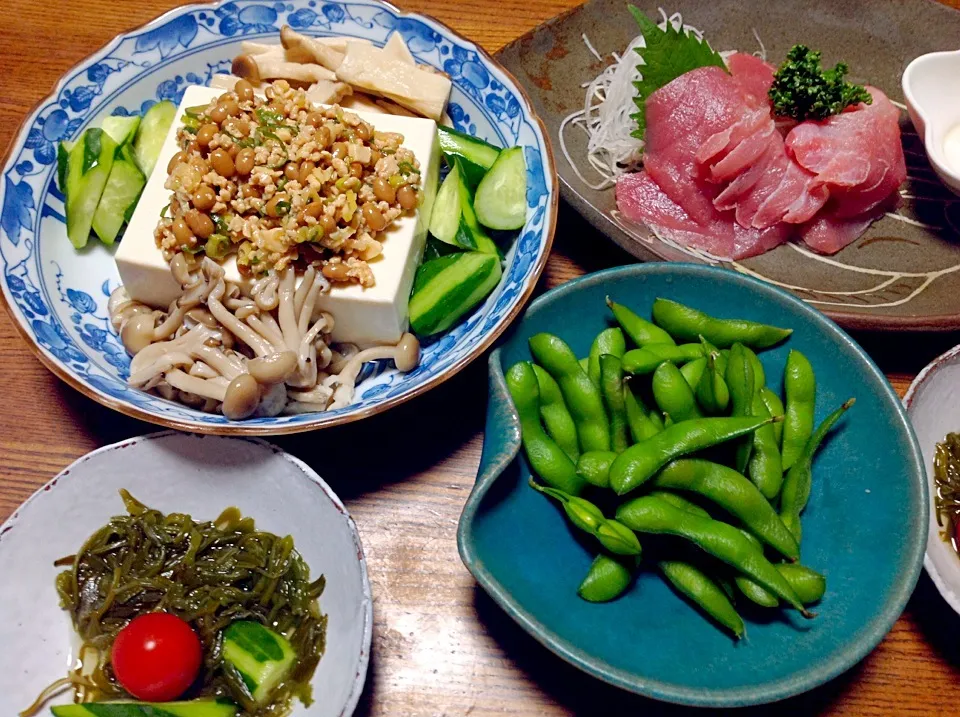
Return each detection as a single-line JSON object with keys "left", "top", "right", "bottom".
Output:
{"left": 0, "top": 432, "right": 371, "bottom": 717}
{"left": 905, "top": 345, "right": 960, "bottom": 616}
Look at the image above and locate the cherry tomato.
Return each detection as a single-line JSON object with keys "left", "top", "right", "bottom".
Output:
{"left": 111, "top": 612, "right": 203, "bottom": 702}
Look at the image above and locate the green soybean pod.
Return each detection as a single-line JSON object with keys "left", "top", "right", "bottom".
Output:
{"left": 649, "top": 410, "right": 665, "bottom": 431}
{"left": 659, "top": 560, "right": 745, "bottom": 639}
{"left": 530, "top": 480, "right": 641, "bottom": 556}
{"left": 622, "top": 345, "right": 704, "bottom": 375}
{"left": 505, "top": 362, "right": 586, "bottom": 495}
{"left": 780, "top": 399, "right": 855, "bottom": 542}
{"left": 725, "top": 343, "right": 756, "bottom": 473}
{"left": 649, "top": 490, "right": 711, "bottom": 518}
{"left": 529, "top": 333, "right": 611, "bottom": 453}
{"left": 652, "top": 459, "right": 799, "bottom": 561}
{"left": 651, "top": 298, "right": 793, "bottom": 349}
{"left": 578, "top": 554, "right": 635, "bottom": 602}
{"left": 607, "top": 296, "right": 676, "bottom": 346}
{"left": 743, "top": 346, "right": 766, "bottom": 393}
{"left": 616, "top": 495, "right": 810, "bottom": 614}
{"left": 759, "top": 386, "right": 785, "bottom": 445}
{"left": 652, "top": 362, "right": 703, "bottom": 423}
{"left": 531, "top": 364, "right": 580, "bottom": 462}
{"left": 576, "top": 450, "right": 617, "bottom": 488}
{"left": 609, "top": 415, "right": 775, "bottom": 495}
{"left": 781, "top": 350, "right": 816, "bottom": 471}
{"left": 579, "top": 357, "right": 589, "bottom": 373}
{"left": 777, "top": 564, "right": 826, "bottom": 604}
{"left": 747, "top": 393, "right": 783, "bottom": 501}
{"left": 695, "top": 352, "right": 730, "bottom": 415}
{"left": 624, "top": 385, "right": 661, "bottom": 443}
{"left": 588, "top": 328, "right": 626, "bottom": 387}
{"left": 680, "top": 356, "right": 708, "bottom": 390}
{"left": 600, "top": 354, "right": 631, "bottom": 453}
{"left": 733, "top": 530, "right": 779, "bottom": 607}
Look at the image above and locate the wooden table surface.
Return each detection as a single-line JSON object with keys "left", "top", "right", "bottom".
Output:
{"left": 3, "top": 0, "right": 960, "bottom": 714}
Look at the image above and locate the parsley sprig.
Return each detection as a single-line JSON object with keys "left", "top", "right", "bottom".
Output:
{"left": 769, "top": 45, "right": 872, "bottom": 122}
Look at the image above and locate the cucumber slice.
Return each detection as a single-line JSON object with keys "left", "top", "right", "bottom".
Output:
{"left": 92, "top": 143, "right": 146, "bottom": 244}
{"left": 50, "top": 700, "right": 237, "bottom": 717}
{"left": 428, "top": 162, "right": 463, "bottom": 245}
{"left": 133, "top": 100, "right": 176, "bottom": 177}
{"left": 57, "top": 140, "right": 73, "bottom": 193}
{"left": 409, "top": 251, "right": 502, "bottom": 336}
{"left": 453, "top": 158, "right": 499, "bottom": 256}
{"left": 101, "top": 115, "right": 141, "bottom": 146}
{"left": 64, "top": 128, "right": 119, "bottom": 249}
{"left": 222, "top": 621, "right": 296, "bottom": 706}
{"left": 474, "top": 146, "right": 527, "bottom": 230}
{"left": 437, "top": 125, "right": 500, "bottom": 188}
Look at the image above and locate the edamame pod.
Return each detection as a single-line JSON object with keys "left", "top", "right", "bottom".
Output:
{"left": 652, "top": 362, "right": 703, "bottom": 423}
{"left": 530, "top": 333, "right": 611, "bottom": 452}
{"left": 579, "top": 554, "right": 635, "bottom": 602}
{"left": 607, "top": 296, "right": 675, "bottom": 346}
{"left": 743, "top": 346, "right": 766, "bottom": 393}
{"left": 588, "top": 328, "right": 626, "bottom": 387}
{"left": 624, "top": 385, "right": 661, "bottom": 443}
{"left": 680, "top": 357, "right": 708, "bottom": 390}
{"left": 734, "top": 530, "right": 779, "bottom": 607}
{"left": 616, "top": 495, "right": 810, "bottom": 614}
{"left": 659, "top": 560, "right": 745, "bottom": 639}
{"left": 576, "top": 450, "right": 617, "bottom": 488}
{"left": 695, "top": 352, "right": 730, "bottom": 415}
{"left": 532, "top": 364, "right": 580, "bottom": 462}
{"left": 652, "top": 459, "right": 799, "bottom": 560}
{"left": 609, "top": 415, "right": 777, "bottom": 495}
{"left": 725, "top": 343, "right": 756, "bottom": 473}
{"left": 780, "top": 399, "right": 855, "bottom": 542}
{"left": 622, "top": 344, "right": 704, "bottom": 374}
{"left": 649, "top": 490, "right": 711, "bottom": 518}
{"left": 600, "top": 354, "right": 630, "bottom": 453}
{"left": 747, "top": 393, "right": 783, "bottom": 501}
{"left": 781, "top": 350, "right": 816, "bottom": 470}
{"left": 530, "top": 480, "right": 641, "bottom": 556}
{"left": 777, "top": 564, "right": 826, "bottom": 604}
{"left": 506, "top": 363, "right": 585, "bottom": 495}
{"left": 652, "top": 298, "right": 793, "bottom": 349}
{"left": 759, "top": 386, "right": 785, "bottom": 445}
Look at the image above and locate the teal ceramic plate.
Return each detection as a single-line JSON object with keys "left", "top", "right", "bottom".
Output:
{"left": 457, "top": 263, "right": 927, "bottom": 707}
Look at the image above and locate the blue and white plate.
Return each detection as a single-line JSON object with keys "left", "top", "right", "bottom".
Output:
{"left": 0, "top": 0, "right": 556, "bottom": 434}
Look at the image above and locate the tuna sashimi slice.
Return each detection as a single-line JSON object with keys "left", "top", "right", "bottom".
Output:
{"left": 616, "top": 171, "right": 790, "bottom": 260}
{"left": 727, "top": 52, "right": 776, "bottom": 108}
{"left": 798, "top": 213, "right": 879, "bottom": 254}
{"left": 643, "top": 66, "right": 752, "bottom": 226}
{"left": 786, "top": 87, "right": 906, "bottom": 218}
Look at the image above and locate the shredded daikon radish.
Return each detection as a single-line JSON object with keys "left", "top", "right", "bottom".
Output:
{"left": 559, "top": 9, "right": 763, "bottom": 191}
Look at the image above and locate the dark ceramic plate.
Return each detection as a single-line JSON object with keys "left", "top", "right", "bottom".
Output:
{"left": 457, "top": 263, "right": 927, "bottom": 706}
{"left": 496, "top": 0, "right": 960, "bottom": 331}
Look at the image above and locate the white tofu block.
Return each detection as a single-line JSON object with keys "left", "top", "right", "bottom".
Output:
{"left": 116, "top": 84, "right": 440, "bottom": 347}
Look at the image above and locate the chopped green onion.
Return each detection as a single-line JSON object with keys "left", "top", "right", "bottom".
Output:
{"left": 275, "top": 200, "right": 291, "bottom": 216}
{"left": 398, "top": 161, "right": 419, "bottom": 176}
{"left": 204, "top": 233, "right": 231, "bottom": 260}
{"left": 160, "top": 204, "right": 169, "bottom": 218}
{"left": 183, "top": 104, "right": 209, "bottom": 119}
{"left": 389, "top": 174, "right": 404, "bottom": 188}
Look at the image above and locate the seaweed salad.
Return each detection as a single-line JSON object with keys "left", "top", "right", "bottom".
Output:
{"left": 23, "top": 490, "right": 326, "bottom": 717}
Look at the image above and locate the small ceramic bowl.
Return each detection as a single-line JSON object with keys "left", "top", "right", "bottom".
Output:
{"left": 904, "top": 344, "right": 960, "bottom": 616}
{"left": 0, "top": 432, "right": 372, "bottom": 717}
{"left": 902, "top": 50, "right": 960, "bottom": 195}
{"left": 458, "top": 263, "right": 927, "bottom": 707}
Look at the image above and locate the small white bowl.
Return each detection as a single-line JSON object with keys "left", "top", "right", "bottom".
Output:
{"left": 902, "top": 50, "right": 960, "bottom": 196}
{"left": 904, "top": 345, "right": 960, "bottom": 616}
{"left": 0, "top": 432, "right": 371, "bottom": 716}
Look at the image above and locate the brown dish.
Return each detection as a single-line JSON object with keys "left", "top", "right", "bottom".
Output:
{"left": 497, "top": 0, "right": 960, "bottom": 330}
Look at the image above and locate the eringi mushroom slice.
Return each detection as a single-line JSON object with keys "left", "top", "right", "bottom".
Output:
{"left": 280, "top": 25, "right": 345, "bottom": 71}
